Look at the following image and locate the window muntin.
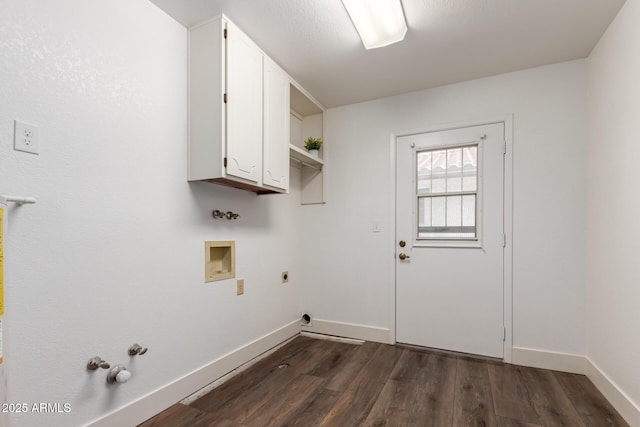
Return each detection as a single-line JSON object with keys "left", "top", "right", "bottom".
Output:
{"left": 417, "top": 145, "right": 478, "bottom": 240}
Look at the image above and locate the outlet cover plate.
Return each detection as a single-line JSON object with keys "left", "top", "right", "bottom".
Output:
{"left": 14, "top": 120, "right": 39, "bottom": 154}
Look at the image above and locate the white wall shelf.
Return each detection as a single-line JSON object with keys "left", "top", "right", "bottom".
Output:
{"left": 289, "top": 80, "right": 326, "bottom": 205}
{"left": 289, "top": 144, "right": 323, "bottom": 170}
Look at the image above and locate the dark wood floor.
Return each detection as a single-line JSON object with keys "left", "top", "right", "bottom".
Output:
{"left": 140, "top": 336, "right": 628, "bottom": 427}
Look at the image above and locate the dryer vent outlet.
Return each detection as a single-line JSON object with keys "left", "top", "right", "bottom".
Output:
{"left": 301, "top": 313, "right": 312, "bottom": 326}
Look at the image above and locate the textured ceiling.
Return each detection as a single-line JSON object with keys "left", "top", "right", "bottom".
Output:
{"left": 149, "top": 0, "right": 625, "bottom": 108}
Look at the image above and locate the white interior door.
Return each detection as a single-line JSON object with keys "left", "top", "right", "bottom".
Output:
{"left": 396, "top": 123, "right": 505, "bottom": 358}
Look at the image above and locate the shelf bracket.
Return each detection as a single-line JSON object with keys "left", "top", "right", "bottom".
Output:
{"left": 290, "top": 156, "right": 322, "bottom": 171}
{"left": 0, "top": 195, "right": 37, "bottom": 205}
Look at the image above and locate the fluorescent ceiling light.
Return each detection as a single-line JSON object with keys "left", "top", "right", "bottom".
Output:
{"left": 342, "top": 0, "right": 407, "bottom": 50}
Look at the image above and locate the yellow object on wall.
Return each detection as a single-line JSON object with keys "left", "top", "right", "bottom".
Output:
{"left": 204, "top": 240, "right": 236, "bottom": 283}
{"left": 0, "top": 207, "right": 4, "bottom": 365}
{"left": 0, "top": 207, "right": 4, "bottom": 316}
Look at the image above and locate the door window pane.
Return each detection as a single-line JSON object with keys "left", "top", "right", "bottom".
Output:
{"left": 446, "top": 148, "right": 462, "bottom": 192}
{"left": 462, "top": 195, "right": 476, "bottom": 227}
{"left": 418, "top": 195, "right": 476, "bottom": 239}
{"left": 416, "top": 144, "right": 478, "bottom": 240}
{"left": 417, "top": 151, "right": 432, "bottom": 194}
{"left": 418, "top": 197, "right": 431, "bottom": 228}
{"left": 446, "top": 195, "right": 462, "bottom": 227}
{"left": 431, "top": 196, "right": 446, "bottom": 227}
{"left": 462, "top": 146, "right": 477, "bottom": 191}
{"left": 431, "top": 150, "right": 446, "bottom": 193}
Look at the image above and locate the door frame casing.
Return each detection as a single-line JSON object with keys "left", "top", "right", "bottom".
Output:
{"left": 388, "top": 115, "right": 514, "bottom": 363}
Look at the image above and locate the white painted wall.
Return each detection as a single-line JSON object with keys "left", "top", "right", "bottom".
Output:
{"left": 587, "top": 0, "right": 640, "bottom": 415}
{"left": 302, "top": 60, "right": 587, "bottom": 355}
{"left": 1, "top": 0, "right": 616, "bottom": 424}
{"left": 0, "top": 1, "right": 301, "bottom": 426}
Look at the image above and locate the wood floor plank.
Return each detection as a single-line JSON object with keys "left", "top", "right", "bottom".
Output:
{"left": 453, "top": 357, "right": 497, "bottom": 427}
{"left": 281, "top": 338, "right": 347, "bottom": 377}
{"left": 361, "top": 348, "right": 429, "bottom": 425}
{"left": 324, "top": 341, "right": 380, "bottom": 392}
{"left": 189, "top": 336, "right": 313, "bottom": 413}
{"left": 496, "top": 415, "right": 542, "bottom": 427}
{"left": 319, "top": 343, "right": 403, "bottom": 426}
{"left": 193, "top": 338, "right": 325, "bottom": 420}
{"left": 306, "top": 340, "right": 358, "bottom": 379}
{"left": 488, "top": 363, "right": 539, "bottom": 423}
{"left": 284, "top": 389, "right": 341, "bottom": 427}
{"left": 554, "top": 371, "right": 628, "bottom": 427}
{"left": 391, "top": 348, "right": 431, "bottom": 383}
{"left": 243, "top": 374, "right": 324, "bottom": 427}
{"left": 362, "top": 378, "right": 414, "bottom": 426}
{"left": 409, "top": 352, "right": 457, "bottom": 426}
{"left": 520, "top": 366, "right": 585, "bottom": 427}
{"left": 137, "top": 403, "right": 218, "bottom": 427}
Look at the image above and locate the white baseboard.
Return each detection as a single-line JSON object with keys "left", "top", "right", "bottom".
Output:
{"left": 511, "top": 346, "right": 586, "bottom": 374}
{"left": 88, "top": 320, "right": 301, "bottom": 427}
{"left": 586, "top": 358, "right": 640, "bottom": 427}
{"left": 300, "top": 331, "right": 364, "bottom": 345}
{"left": 301, "top": 319, "right": 391, "bottom": 344}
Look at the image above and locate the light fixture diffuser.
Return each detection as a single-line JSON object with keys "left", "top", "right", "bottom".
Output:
{"left": 342, "top": 0, "right": 407, "bottom": 49}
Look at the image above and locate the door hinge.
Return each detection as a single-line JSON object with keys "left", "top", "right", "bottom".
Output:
{"left": 502, "top": 233, "right": 506, "bottom": 248}
{"left": 224, "top": 28, "right": 227, "bottom": 39}
{"left": 224, "top": 93, "right": 227, "bottom": 104}
{"left": 503, "top": 140, "right": 507, "bottom": 154}
{"left": 223, "top": 157, "right": 227, "bottom": 168}
{"left": 503, "top": 327, "right": 506, "bottom": 342}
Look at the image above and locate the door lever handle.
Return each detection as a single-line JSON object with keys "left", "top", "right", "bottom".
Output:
{"left": 398, "top": 253, "right": 410, "bottom": 260}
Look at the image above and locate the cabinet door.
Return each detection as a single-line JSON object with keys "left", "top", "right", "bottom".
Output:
{"left": 263, "top": 57, "right": 290, "bottom": 191}
{"left": 226, "top": 21, "right": 263, "bottom": 183}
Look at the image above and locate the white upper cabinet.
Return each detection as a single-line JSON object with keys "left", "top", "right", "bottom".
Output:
{"left": 263, "top": 56, "right": 290, "bottom": 191}
{"left": 188, "top": 14, "right": 326, "bottom": 197}
{"left": 188, "top": 15, "right": 289, "bottom": 194}
{"left": 225, "top": 20, "right": 263, "bottom": 184}
{"left": 188, "top": 18, "right": 225, "bottom": 183}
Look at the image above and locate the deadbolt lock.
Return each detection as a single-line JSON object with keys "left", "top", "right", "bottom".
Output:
{"left": 399, "top": 240, "right": 406, "bottom": 247}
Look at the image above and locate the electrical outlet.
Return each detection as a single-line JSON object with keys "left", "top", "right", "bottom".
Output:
{"left": 14, "top": 120, "right": 39, "bottom": 154}
{"left": 237, "top": 279, "right": 244, "bottom": 295}
{"left": 282, "top": 271, "right": 289, "bottom": 283}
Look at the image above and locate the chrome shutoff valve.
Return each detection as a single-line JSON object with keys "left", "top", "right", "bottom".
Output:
{"left": 87, "top": 357, "right": 110, "bottom": 371}
{"left": 128, "top": 343, "right": 148, "bottom": 356}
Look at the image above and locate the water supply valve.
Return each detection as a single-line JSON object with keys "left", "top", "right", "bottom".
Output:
{"left": 107, "top": 365, "right": 132, "bottom": 384}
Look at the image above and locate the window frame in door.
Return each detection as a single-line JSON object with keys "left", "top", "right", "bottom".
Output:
{"left": 412, "top": 139, "right": 485, "bottom": 249}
